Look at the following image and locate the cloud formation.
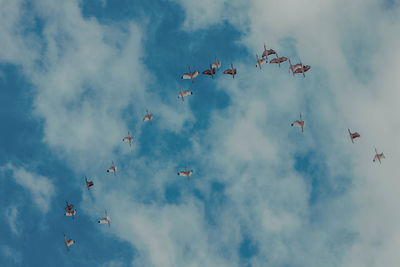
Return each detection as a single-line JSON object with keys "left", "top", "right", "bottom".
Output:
{"left": 2, "top": 163, "right": 55, "bottom": 213}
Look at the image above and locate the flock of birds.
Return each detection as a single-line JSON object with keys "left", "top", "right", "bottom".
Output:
{"left": 62, "top": 43, "right": 385, "bottom": 251}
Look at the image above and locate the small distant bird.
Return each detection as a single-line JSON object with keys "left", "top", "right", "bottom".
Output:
{"left": 178, "top": 167, "right": 193, "bottom": 180}
{"left": 143, "top": 109, "right": 153, "bottom": 125}
{"left": 373, "top": 148, "right": 385, "bottom": 164}
{"left": 293, "top": 65, "right": 311, "bottom": 77}
{"left": 85, "top": 176, "right": 94, "bottom": 190}
{"left": 256, "top": 54, "right": 267, "bottom": 69}
{"left": 98, "top": 209, "right": 110, "bottom": 227}
{"left": 288, "top": 59, "right": 303, "bottom": 76}
{"left": 348, "top": 129, "right": 360, "bottom": 143}
{"left": 223, "top": 63, "right": 237, "bottom": 78}
{"left": 64, "top": 234, "right": 76, "bottom": 251}
{"left": 269, "top": 54, "right": 288, "bottom": 67}
{"left": 210, "top": 56, "right": 221, "bottom": 70}
{"left": 291, "top": 113, "right": 305, "bottom": 132}
{"left": 106, "top": 161, "right": 117, "bottom": 175}
{"left": 262, "top": 44, "right": 277, "bottom": 62}
{"left": 123, "top": 131, "right": 133, "bottom": 147}
{"left": 202, "top": 68, "right": 216, "bottom": 78}
{"left": 181, "top": 66, "right": 199, "bottom": 83}
{"left": 178, "top": 88, "right": 193, "bottom": 102}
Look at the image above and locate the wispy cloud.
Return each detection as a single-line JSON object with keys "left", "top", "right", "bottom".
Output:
{"left": 2, "top": 163, "right": 55, "bottom": 213}
{"left": 5, "top": 205, "right": 19, "bottom": 236}
{"left": 1, "top": 245, "right": 22, "bottom": 265}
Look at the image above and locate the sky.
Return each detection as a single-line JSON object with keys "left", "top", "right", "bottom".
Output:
{"left": 0, "top": 0, "right": 399, "bottom": 266}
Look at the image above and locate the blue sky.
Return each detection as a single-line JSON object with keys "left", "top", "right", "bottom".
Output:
{"left": 0, "top": 0, "right": 399, "bottom": 266}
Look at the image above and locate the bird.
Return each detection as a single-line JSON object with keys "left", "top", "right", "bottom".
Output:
{"left": 122, "top": 131, "right": 133, "bottom": 147}
{"left": 256, "top": 54, "right": 267, "bottom": 69}
{"left": 85, "top": 176, "right": 94, "bottom": 190}
{"left": 178, "top": 88, "right": 193, "bottom": 102}
{"left": 288, "top": 59, "right": 303, "bottom": 76}
{"left": 106, "top": 161, "right": 117, "bottom": 175}
{"left": 98, "top": 210, "right": 110, "bottom": 227}
{"left": 210, "top": 56, "right": 221, "bottom": 70}
{"left": 202, "top": 68, "right": 216, "bottom": 78}
{"left": 291, "top": 113, "right": 305, "bottom": 132}
{"left": 269, "top": 54, "right": 288, "bottom": 67}
{"left": 262, "top": 44, "right": 277, "bottom": 62}
{"left": 178, "top": 167, "right": 193, "bottom": 180}
{"left": 293, "top": 65, "right": 311, "bottom": 77}
{"left": 373, "top": 148, "right": 385, "bottom": 164}
{"left": 64, "top": 234, "right": 76, "bottom": 251}
{"left": 143, "top": 109, "right": 153, "bottom": 125}
{"left": 348, "top": 129, "right": 360, "bottom": 143}
{"left": 181, "top": 66, "right": 199, "bottom": 83}
{"left": 223, "top": 63, "right": 237, "bottom": 78}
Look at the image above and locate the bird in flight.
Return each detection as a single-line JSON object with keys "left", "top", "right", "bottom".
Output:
{"left": 98, "top": 209, "right": 111, "bottom": 227}
{"left": 211, "top": 56, "right": 221, "bottom": 70}
{"left": 181, "top": 66, "right": 199, "bottom": 83}
{"left": 143, "top": 109, "right": 153, "bottom": 125}
{"left": 223, "top": 63, "right": 237, "bottom": 78}
{"left": 64, "top": 234, "right": 76, "bottom": 251}
{"left": 291, "top": 113, "right": 305, "bottom": 132}
{"left": 123, "top": 131, "right": 133, "bottom": 147}
{"left": 348, "top": 129, "right": 360, "bottom": 143}
{"left": 178, "top": 167, "right": 193, "bottom": 180}
{"left": 178, "top": 88, "right": 193, "bottom": 102}
{"left": 262, "top": 44, "right": 277, "bottom": 62}
{"left": 269, "top": 54, "right": 288, "bottom": 67}
{"left": 106, "top": 161, "right": 117, "bottom": 175}
{"left": 256, "top": 54, "right": 267, "bottom": 69}
{"left": 373, "top": 148, "right": 385, "bottom": 164}
{"left": 85, "top": 176, "right": 94, "bottom": 190}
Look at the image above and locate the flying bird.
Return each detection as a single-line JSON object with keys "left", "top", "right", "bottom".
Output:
{"left": 262, "top": 44, "right": 277, "bottom": 62}
{"left": 348, "top": 129, "right": 360, "bottom": 143}
{"left": 143, "top": 109, "right": 153, "bottom": 125}
{"left": 123, "top": 131, "right": 133, "bottom": 147}
{"left": 202, "top": 67, "right": 216, "bottom": 78}
{"left": 294, "top": 65, "right": 311, "bottom": 77}
{"left": 98, "top": 209, "right": 111, "bottom": 227}
{"left": 106, "top": 161, "right": 117, "bottom": 175}
{"left": 256, "top": 54, "right": 267, "bottom": 69}
{"left": 211, "top": 56, "right": 221, "bottom": 70}
{"left": 291, "top": 113, "right": 305, "bottom": 132}
{"left": 85, "top": 176, "right": 94, "bottom": 190}
{"left": 178, "top": 88, "right": 193, "bottom": 102}
{"left": 269, "top": 54, "right": 288, "bottom": 67}
{"left": 223, "top": 63, "right": 237, "bottom": 78}
{"left": 64, "top": 234, "right": 76, "bottom": 251}
{"left": 288, "top": 59, "right": 303, "bottom": 76}
{"left": 181, "top": 66, "right": 199, "bottom": 83}
{"left": 178, "top": 167, "right": 193, "bottom": 180}
{"left": 373, "top": 148, "right": 385, "bottom": 164}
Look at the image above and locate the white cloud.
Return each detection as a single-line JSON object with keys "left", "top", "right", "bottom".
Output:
{"left": 1, "top": 245, "right": 22, "bottom": 265}
{"left": 2, "top": 163, "right": 55, "bottom": 213}
{"left": 5, "top": 205, "right": 19, "bottom": 236}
